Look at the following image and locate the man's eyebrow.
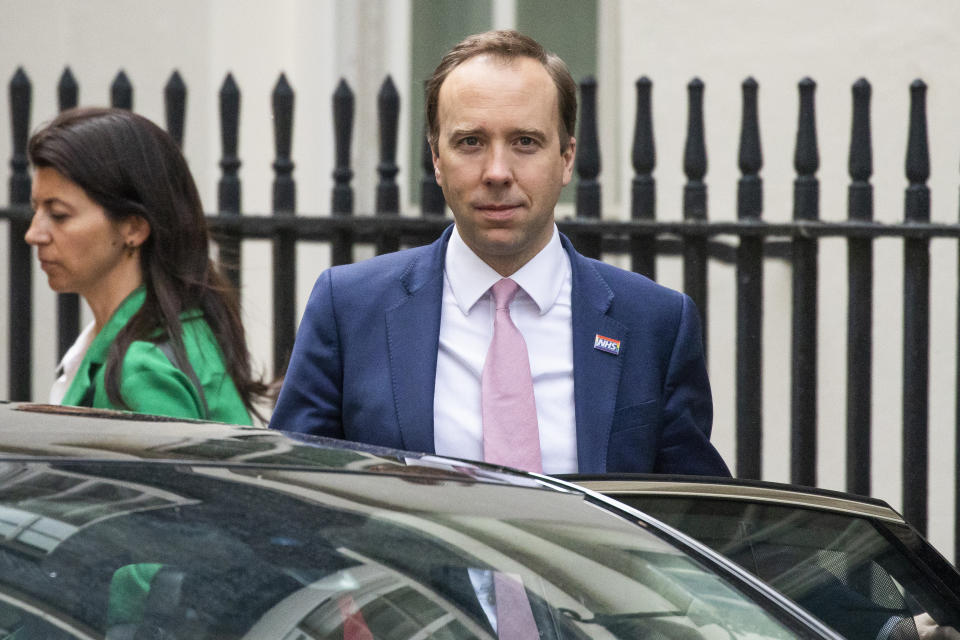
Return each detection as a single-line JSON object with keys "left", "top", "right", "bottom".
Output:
{"left": 446, "top": 127, "right": 548, "bottom": 141}
{"left": 510, "top": 128, "right": 547, "bottom": 140}
{"left": 446, "top": 127, "right": 483, "bottom": 139}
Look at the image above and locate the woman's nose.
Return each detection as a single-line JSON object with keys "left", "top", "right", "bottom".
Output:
{"left": 24, "top": 212, "right": 49, "bottom": 246}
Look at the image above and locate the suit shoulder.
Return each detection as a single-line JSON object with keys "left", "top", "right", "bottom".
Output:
{"left": 302, "top": 238, "right": 445, "bottom": 317}
{"left": 321, "top": 241, "right": 438, "bottom": 291}
{"left": 330, "top": 243, "right": 428, "bottom": 277}
{"left": 582, "top": 255, "right": 687, "bottom": 306}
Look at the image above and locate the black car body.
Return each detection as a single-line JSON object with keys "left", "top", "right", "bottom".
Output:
{"left": 0, "top": 402, "right": 839, "bottom": 639}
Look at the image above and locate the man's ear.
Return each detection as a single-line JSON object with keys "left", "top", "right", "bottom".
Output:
{"left": 122, "top": 215, "right": 151, "bottom": 248}
{"left": 431, "top": 142, "right": 442, "bottom": 185}
{"left": 561, "top": 137, "right": 577, "bottom": 186}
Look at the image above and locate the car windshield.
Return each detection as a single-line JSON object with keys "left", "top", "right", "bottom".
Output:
{"left": 0, "top": 460, "right": 813, "bottom": 639}
{"left": 620, "top": 494, "right": 960, "bottom": 640}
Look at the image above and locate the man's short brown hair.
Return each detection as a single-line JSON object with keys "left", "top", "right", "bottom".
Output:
{"left": 425, "top": 29, "right": 577, "bottom": 153}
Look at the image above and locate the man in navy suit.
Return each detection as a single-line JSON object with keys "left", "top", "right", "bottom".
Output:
{"left": 270, "top": 30, "right": 729, "bottom": 477}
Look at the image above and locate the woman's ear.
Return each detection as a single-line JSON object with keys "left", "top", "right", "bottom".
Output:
{"left": 122, "top": 215, "right": 151, "bottom": 248}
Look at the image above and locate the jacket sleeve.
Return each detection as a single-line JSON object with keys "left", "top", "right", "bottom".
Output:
{"left": 655, "top": 295, "right": 731, "bottom": 477}
{"left": 269, "top": 269, "right": 345, "bottom": 437}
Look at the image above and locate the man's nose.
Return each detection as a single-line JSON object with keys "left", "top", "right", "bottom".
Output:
{"left": 481, "top": 145, "right": 513, "bottom": 186}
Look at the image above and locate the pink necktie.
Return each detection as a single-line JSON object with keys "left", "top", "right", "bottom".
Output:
{"left": 481, "top": 278, "right": 543, "bottom": 473}
{"left": 337, "top": 595, "right": 374, "bottom": 640}
{"left": 493, "top": 572, "right": 539, "bottom": 639}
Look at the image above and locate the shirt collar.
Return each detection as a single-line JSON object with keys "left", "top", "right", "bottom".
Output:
{"left": 444, "top": 225, "right": 569, "bottom": 315}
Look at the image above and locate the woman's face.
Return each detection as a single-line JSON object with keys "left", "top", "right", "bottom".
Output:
{"left": 25, "top": 167, "right": 140, "bottom": 299}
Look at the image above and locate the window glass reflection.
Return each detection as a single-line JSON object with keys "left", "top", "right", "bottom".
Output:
{"left": 0, "top": 464, "right": 806, "bottom": 639}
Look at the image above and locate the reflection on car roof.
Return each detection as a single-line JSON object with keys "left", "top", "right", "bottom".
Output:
{"left": 0, "top": 402, "right": 539, "bottom": 488}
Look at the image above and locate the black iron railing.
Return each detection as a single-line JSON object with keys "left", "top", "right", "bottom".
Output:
{"left": 2, "top": 67, "right": 954, "bottom": 549}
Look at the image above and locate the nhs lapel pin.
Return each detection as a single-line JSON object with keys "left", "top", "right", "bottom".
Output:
{"left": 593, "top": 334, "right": 621, "bottom": 356}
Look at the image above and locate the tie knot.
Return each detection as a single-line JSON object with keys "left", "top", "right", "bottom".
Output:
{"left": 491, "top": 278, "right": 520, "bottom": 309}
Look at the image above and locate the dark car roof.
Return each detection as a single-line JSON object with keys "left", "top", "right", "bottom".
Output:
{"left": 0, "top": 402, "right": 898, "bottom": 523}
{"left": 0, "top": 402, "right": 529, "bottom": 484}
{"left": 0, "top": 403, "right": 899, "bottom": 525}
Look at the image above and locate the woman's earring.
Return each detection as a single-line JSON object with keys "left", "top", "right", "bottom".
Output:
{"left": 126, "top": 241, "right": 136, "bottom": 258}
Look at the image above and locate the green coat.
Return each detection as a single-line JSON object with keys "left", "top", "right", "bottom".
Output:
{"left": 61, "top": 288, "right": 252, "bottom": 425}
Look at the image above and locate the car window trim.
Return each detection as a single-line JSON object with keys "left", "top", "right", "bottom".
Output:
{"left": 579, "top": 480, "right": 905, "bottom": 524}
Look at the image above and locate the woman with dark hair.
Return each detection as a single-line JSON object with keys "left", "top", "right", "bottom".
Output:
{"left": 25, "top": 107, "right": 265, "bottom": 423}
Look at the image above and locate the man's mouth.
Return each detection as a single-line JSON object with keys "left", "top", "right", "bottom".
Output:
{"left": 475, "top": 203, "right": 522, "bottom": 213}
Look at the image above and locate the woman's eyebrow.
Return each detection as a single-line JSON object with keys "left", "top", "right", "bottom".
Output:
{"left": 30, "top": 196, "right": 71, "bottom": 210}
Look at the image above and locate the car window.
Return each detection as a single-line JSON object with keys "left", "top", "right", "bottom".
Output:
{"left": 0, "top": 461, "right": 818, "bottom": 639}
{"left": 621, "top": 495, "right": 960, "bottom": 640}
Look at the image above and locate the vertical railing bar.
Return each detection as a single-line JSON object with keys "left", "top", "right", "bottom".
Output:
{"left": 217, "top": 73, "right": 242, "bottom": 294}
{"left": 630, "top": 76, "right": 656, "bottom": 280}
{"left": 846, "top": 78, "right": 874, "bottom": 496}
{"left": 956, "top": 146, "right": 960, "bottom": 563}
{"left": 421, "top": 127, "right": 445, "bottom": 217}
{"left": 271, "top": 73, "right": 297, "bottom": 378}
{"left": 421, "top": 77, "right": 445, "bottom": 219}
{"left": 735, "top": 77, "right": 764, "bottom": 479}
{"left": 164, "top": 70, "right": 187, "bottom": 149}
{"left": 682, "top": 78, "right": 709, "bottom": 355}
{"left": 57, "top": 67, "right": 78, "bottom": 110}
{"left": 110, "top": 70, "right": 133, "bottom": 110}
{"left": 575, "top": 75, "right": 601, "bottom": 259}
{"left": 331, "top": 78, "right": 355, "bottom": 266}
{"left": 791, "top": 77, "right": 819, "bottom": 487}
{"left": 8, "top": 68, "right": 32, "bottom": 401}
{"left": 902, "top": 79, "right": 930, "bottom": 534}
{"left": 375, "top": 75, "right": 400, "bottom": 254}
{"left": 55, "top": 67, "right": 80, "bottom": 363}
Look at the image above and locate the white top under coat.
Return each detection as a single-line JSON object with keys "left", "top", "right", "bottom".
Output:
{"left": 49, "top": 320, "right": 96, "bottom": 404}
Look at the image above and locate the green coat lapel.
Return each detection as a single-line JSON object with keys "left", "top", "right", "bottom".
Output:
{"left": 61, "top": 287, "right": 145, "bottom": 407}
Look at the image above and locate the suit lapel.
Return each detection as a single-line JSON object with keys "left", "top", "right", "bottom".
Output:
{"left": 564, "top": 236, "right": 626, "bottom": 473}
{"left": 385, "top": 227, "right": 453, "bottom": 454}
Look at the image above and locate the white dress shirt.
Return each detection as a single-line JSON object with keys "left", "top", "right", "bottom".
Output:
{"left": 433, "top": 225, "right": 577, "bottom": 473}
{"left": 49, "top": 320, "right": 96, "bottom": 405}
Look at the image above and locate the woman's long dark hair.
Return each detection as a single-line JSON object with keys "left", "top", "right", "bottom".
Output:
{"left": 28, "top": 107, "right": 267, "bottom": 419}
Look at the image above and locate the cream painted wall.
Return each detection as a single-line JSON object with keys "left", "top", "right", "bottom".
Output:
{"left": 1, "top": 0, "right": 958, "bottom": 558}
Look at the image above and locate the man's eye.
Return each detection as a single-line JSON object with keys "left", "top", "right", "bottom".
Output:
{"left": 460, "top": 136, "right": 480, "bottom": 146}
{"left": 516, "top": 136, "right": 541, "bottom": 150}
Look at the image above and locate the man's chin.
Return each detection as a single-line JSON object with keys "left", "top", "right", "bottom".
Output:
{"left": 474, "top": 230, "right": 523, "bottom": 254}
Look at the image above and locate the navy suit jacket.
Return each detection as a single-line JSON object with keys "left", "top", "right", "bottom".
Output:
{"left": 270, "top": 226, "right": 730, "bottom": 476}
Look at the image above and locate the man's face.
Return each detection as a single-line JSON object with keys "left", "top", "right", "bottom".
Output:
{"left": 432, "top": 55, "right": 576, "bottom": 276}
